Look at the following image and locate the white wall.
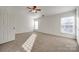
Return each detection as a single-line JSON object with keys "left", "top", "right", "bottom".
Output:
{"left": 14, "top": 7, "right": 34, "bottom": 34}
{"left": 15, "top": 15, "right": 34, "bottom": 34}
{"left": 38, "top": 10, "right": 76, "bottom": 39}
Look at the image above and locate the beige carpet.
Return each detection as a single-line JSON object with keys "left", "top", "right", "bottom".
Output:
{"left": 0, "top": 32, "right": 78, "bottom": 52}
{"left": 31, "top": 32, "right": 78, "bottom": 52}
{"left": 0, "top": 32, "right": 32, "bottom": 52}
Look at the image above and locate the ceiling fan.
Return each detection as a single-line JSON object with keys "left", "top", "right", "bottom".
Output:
{"left": 27, "top": 6, "right": 41, "bottom": 13}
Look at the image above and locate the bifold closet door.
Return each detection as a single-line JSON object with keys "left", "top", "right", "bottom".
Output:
{"left": 0, "top": 9, "right": 4, "bottom": 44}
{"left": 7, "top": 7, "right": 15, "bottom": 42}
{"left": 76, "top": 8, "right": 79, "bottom": 45}
{"left": 0, "top": 7, "right": 15, "bottom": 44}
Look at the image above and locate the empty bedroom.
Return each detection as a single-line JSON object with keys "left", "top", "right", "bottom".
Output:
{"left": 0, "top": 6, "right": 79, "bottom": 52}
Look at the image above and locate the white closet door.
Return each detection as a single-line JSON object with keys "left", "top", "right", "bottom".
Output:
{"left": 3, "top": 8, "right": 8, "bottom": 43}
{"left": 76, "top": 8, "right": 79, "bottom": 45}
{"left": 0, "top": 9, "right": 4, "bottom": 44}
{"left": 0, "top": 7, "right": 8, "bottom": 44}
{"left": 7, "top": 7, "right": 15, "bottom": 42}
{"left": 0, "top": 7, "right": 15, "bottom": 44}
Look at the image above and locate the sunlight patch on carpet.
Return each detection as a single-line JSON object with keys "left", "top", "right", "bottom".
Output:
{"left": 22, "top": 33, "right": 37, "bottom": 52}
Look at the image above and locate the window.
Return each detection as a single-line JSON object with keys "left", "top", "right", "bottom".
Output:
{"left": 34, "top": 20, "right": 38, "bottom": 30}
{"left": 61, "top": 16, "right": 75, "bottom": 34}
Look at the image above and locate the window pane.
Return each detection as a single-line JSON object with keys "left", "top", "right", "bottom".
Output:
{"left": 61, "top": 16, "right": 75, "bottom": 34}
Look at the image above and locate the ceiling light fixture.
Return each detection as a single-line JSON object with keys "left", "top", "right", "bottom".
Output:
{"left": 27, "top": 6, "right": 41, "bottom": 13}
